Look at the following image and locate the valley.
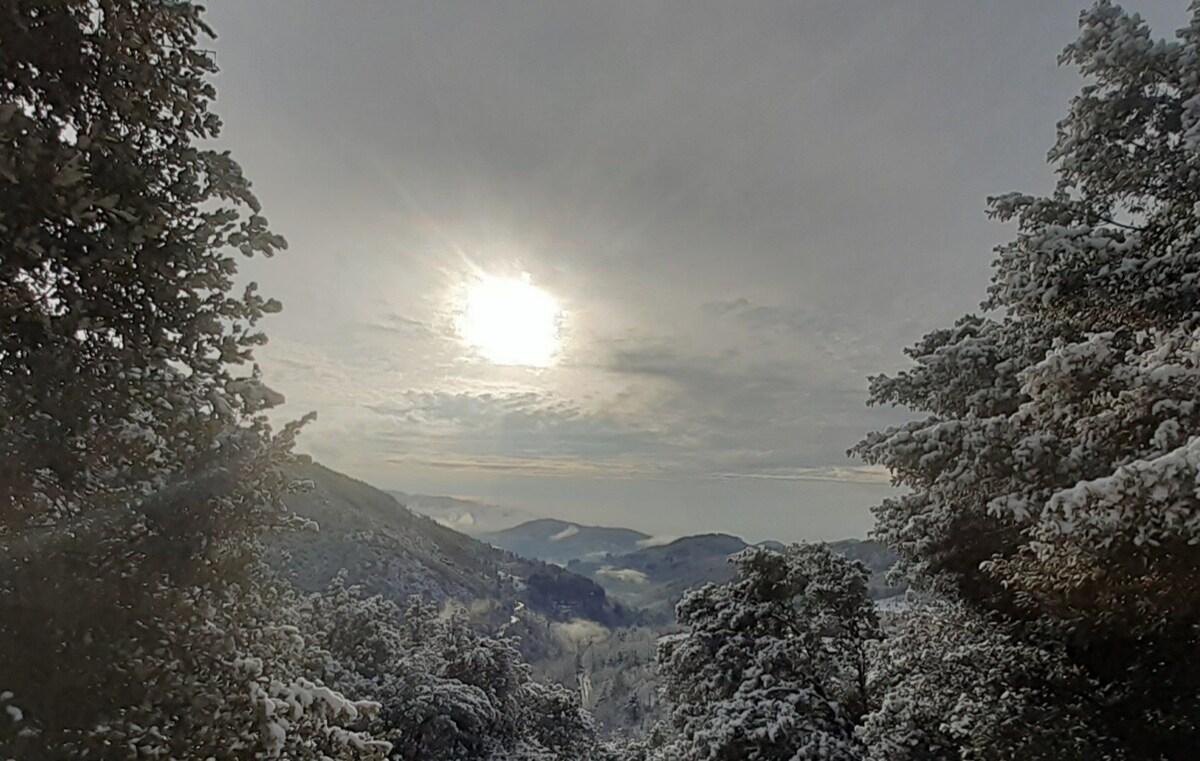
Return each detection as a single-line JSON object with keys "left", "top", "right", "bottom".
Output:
{"left": 271, "top": 461, "right": 901, "bottom": 736}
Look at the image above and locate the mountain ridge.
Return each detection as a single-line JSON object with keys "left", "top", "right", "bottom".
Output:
{"left": 481, "top": 518, "right": 652, "bottom": 565}
{"left": 272, "top": 464, "right": 635, "bottom": 634}
{"left": 387, "top": 489, "right": 544, "bottom": 535}
{"left": 474, "top": 522, "right": 901, "bottom": 620}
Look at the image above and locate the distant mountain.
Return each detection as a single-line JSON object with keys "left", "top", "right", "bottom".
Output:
{"left": 276, "top": 467, "right": 898, "bottom": 632}
{"left": 389, "top": 490, "right": 543, "bottom": 536}
{"left": 566, "top": 533, "right": 746, "bottom": 619}
{"left": 481, "top": 519, "right": 652, "bottom": 565}
{"left": 563, "top": 533, "right": 900, "bottom": 621}
{"left": 271, "top": 464, "right": 635, "bottom": 636}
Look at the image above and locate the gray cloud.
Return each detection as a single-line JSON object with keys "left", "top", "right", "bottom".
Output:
{"left": 365, "top": 389, "right": 671, "bottom": 461}
{"left": 205, "top": 0, "right": 1186, "bottom": 539}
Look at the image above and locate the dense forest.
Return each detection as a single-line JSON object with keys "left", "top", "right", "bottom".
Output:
{"left": 5, "top": 0, "right": 1200, "bottom": 758}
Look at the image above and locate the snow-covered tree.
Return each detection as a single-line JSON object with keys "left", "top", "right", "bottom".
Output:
{"left": 0, "top": 1, "right": 384, "bottom": 756}
{"left": 853, "top": 2, "right": 1200, "bottom": 755}
{"left": 859, "top": 601, "right": 1106, "bottom": 761}
{"left": 303, "top": 579, "right": 610, "bottom": 761}
{"left": 654, "top": 544, "right": 879, "bottom": 761}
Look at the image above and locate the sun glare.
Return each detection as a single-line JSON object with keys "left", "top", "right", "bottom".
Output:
{"left": 458, "top": 273, "right": 561, "bottom": 367}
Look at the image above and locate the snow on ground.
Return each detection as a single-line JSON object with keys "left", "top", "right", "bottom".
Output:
{"left": 550, "top": 524, "right": 580, "bottom": 541}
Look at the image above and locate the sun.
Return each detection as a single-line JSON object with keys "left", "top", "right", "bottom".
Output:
{"left": 457, "top": 273, "right": 561, "bottom": 367}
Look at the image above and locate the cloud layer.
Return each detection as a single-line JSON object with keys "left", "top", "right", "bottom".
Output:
{"left": 205, "top": 0, "right": 1185, "bottom": 539}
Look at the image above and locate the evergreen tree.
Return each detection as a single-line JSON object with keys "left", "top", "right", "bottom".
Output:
{"left": 654, "top": 544, "right": 879, "bottom": 761}
{"left": 853, "top": 2, "right": 1200, "bottom": 755}
{"left": 860, "top": 601, "right": 1104, "bottom": 761}
{"left": 304, "top": 579, "right": 610, "bottom": 761}
{"left": 0, "top": 1, "right": 384, "bottom": 756}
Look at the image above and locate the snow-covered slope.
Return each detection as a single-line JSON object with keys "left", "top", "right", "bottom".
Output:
{"left": 272, "top": 464, "right": 636, "bottom": 633}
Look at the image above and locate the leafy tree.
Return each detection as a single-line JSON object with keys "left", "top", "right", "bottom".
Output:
{"left": 654, "top": 544, "right": 879, "bottom": 761}
{"left": 853, "top": 2, "right": 1200, "bottom": 756}
{"left": 0, "top": 1, "right": 383, "bottom": 756}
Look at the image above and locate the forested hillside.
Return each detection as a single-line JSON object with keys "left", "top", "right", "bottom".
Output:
{"left": 562, "top": 533, "right": 898, "bottom": 620}
{"left": 482, "top": 518, "right": 651, "bottom": 565}
{"left": 274, "top": 464, "right": 635, "bottom": 632}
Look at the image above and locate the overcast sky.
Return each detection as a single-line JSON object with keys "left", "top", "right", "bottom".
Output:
{"left": 204, "top": 1, "right": 1185, "bottom": 541}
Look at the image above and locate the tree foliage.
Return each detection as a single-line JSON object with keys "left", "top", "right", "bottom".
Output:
{"left": 852, "top": 2, "right": 1200, "bottom": 756}
{"left": 304, "top": 579, "right": 610, "bottom": 761}
{"left": 860, "top": 602, "right": 1106, "bottom": 761}
{"left": 652, "top": 544, "right": 879, "bottom": 761}
{"left": 1, "top": 0, "right": 288, "bottom": 528}
{"left": 0, "top": 1, "right": 385, "bottom": 756}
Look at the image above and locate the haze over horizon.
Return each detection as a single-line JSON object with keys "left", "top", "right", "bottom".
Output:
{"left": 204, "top": 0, "right": 1185, "bottom": 542}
